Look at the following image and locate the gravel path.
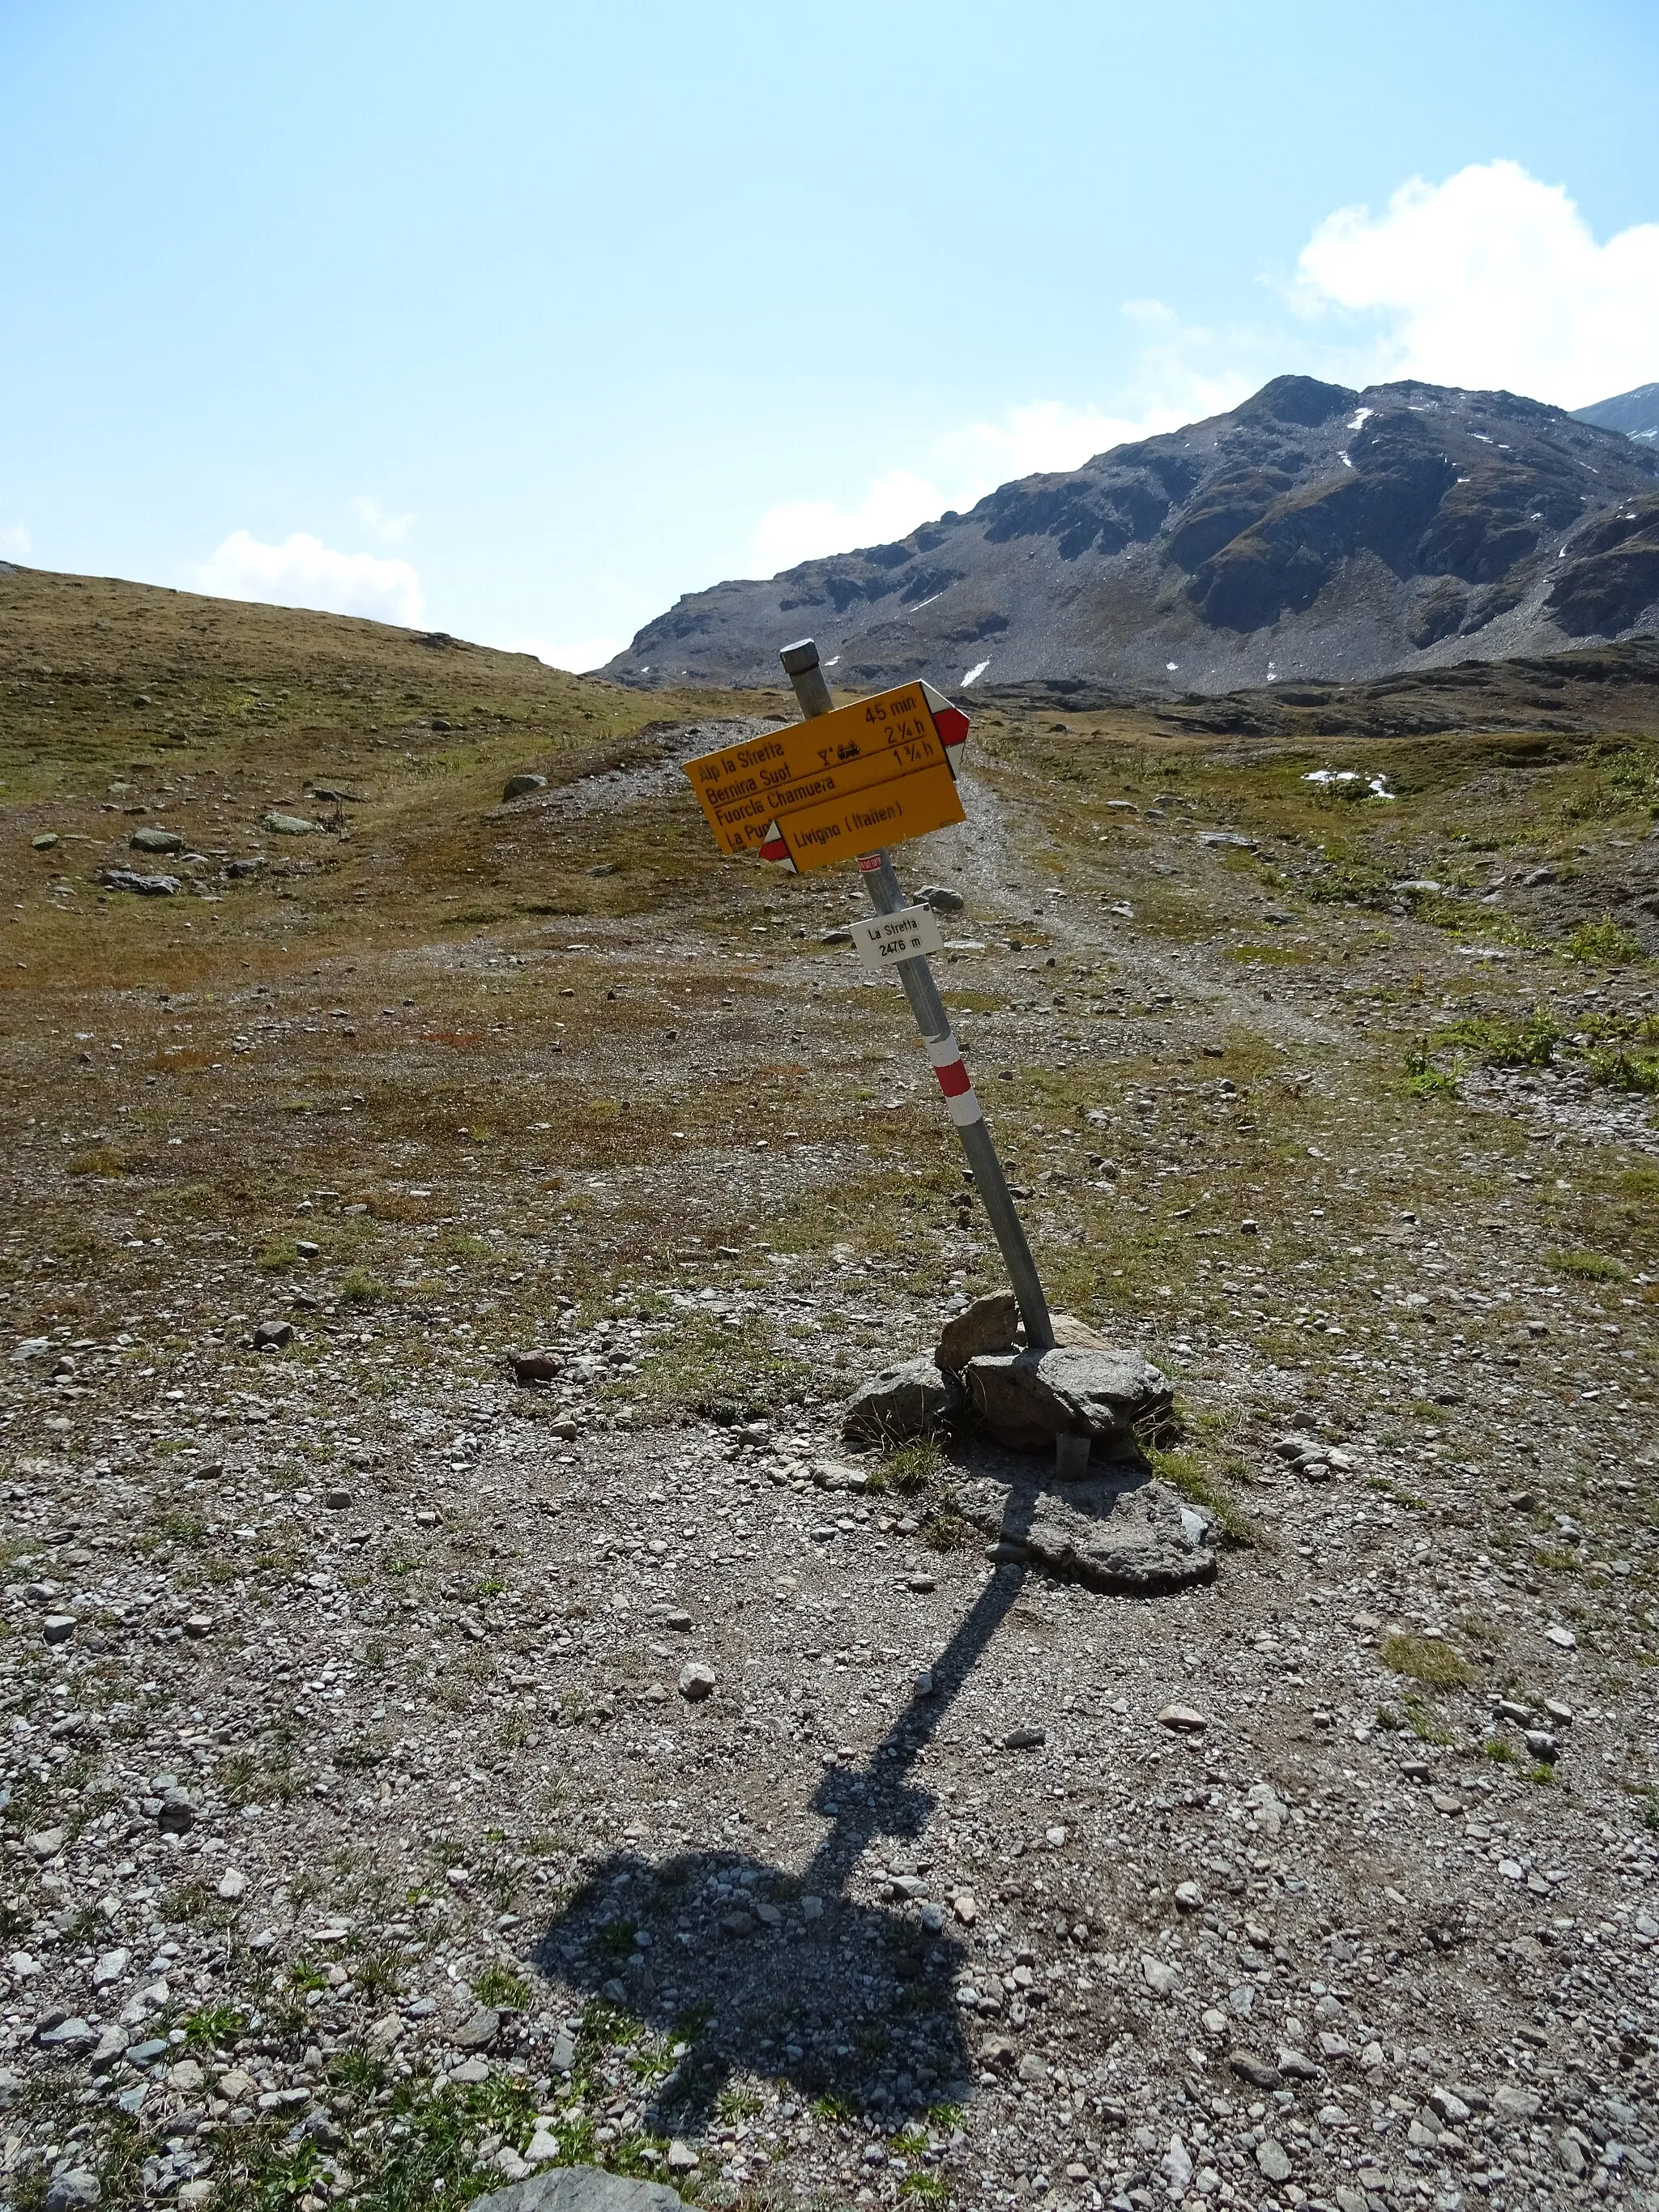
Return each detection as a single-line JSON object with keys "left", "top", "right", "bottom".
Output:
{"left": 2, "top": 713, "right": 1657, "bottom": 2212}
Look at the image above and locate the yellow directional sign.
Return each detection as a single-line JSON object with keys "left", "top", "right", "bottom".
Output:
{"left": 756, "top": 759, "right": 966, "bottom": 873}
{"left": 683, "top": 680, "right": 969, "bottom": 859}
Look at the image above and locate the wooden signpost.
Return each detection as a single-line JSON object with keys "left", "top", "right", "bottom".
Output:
{"left": 682, "top": 639, "right": 1056, "bottom": 1356}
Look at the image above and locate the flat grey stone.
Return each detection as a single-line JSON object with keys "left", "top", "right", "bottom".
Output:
{"left": 936, "top": 1293, "right": 1019, "bottom": 1374}
{"left": 100, "top": 868, "right": 178, "bottom": 895}
{"left": 156, "top": 1788, "right": 195, "bottom": 1835}
{"left": 45, "top": 2172, "right": 101, "bottom": 2211}
{"left": 962, "top": 1343, "right": 1171, "bottom": 1451}
{"left": 130, "top": 826, "right": 183, "bottom": 853}
{"left": 503, "top": 774, "right": 549, "bottom": 800}
{"left": 957, "top": 1473, "right": 1214, "bottom": 1593}
{"left": 1256, "top": 2138, "right": 1293, "bottom": 2184}
{"left": 470, "top": 2165, "right": 686, "bottom": 2212}
{"left": 842, "top": 1354, "right": 964, "bottom": 1443}
{"left": 452, "top": 2005, "right": 501, "bottom": 2052}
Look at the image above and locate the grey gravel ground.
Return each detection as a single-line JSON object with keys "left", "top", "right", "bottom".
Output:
{"left": 4, "top": 718, "right": 1658, "bottom": 2212}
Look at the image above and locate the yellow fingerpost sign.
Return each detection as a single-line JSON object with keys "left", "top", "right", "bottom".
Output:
{"left": 755, "top": 759, "right": 966, "bottom": 873}
{"left": 682, "top": 680, "right": 970, "bottom": 859}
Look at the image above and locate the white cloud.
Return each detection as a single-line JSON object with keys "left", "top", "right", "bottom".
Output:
{"left": 728, "top": 160, "right": 1659, "bottom": 590}
{"left": 747, "top": 311, "right": 1256, "bottom": 575}
{"left": 938, "top": 399, "right": 1182, "bottom": 485}
{"left": 1292, "top": 159, "right": 1659, "bottom": 410}
{"left": 0, "top": 520, "right": 29, "bottom": 559}
{"left": 350, "top": 495, "right": 418, "bottom": 544}
{"left": 505, "top": 634, "right": 622, "bottom": 673}
{"left": 752, "top": 469, "right": 945, "bottom": 573}
{"left": 748, "top": 407, "right": 1209, "bottom": 574}
{"left": 195, "top": 531, "right": 425, "bottom": 627}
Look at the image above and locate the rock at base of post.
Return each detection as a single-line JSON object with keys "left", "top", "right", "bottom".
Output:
{"left": 957, "top": 1472, "right": 1216, "bottom": 1592}
{"left": 962, "top": 1344, "right": 1171, "bottom": 1454}
{"left": 471, "top": 2166, "right": 688, "bottom": 2212}
{"left": 842, "top": 1356, "right": 966, "bottom": 1444}
{"left": 936, "top": 1292, "right": 1021, "bottom": 1374}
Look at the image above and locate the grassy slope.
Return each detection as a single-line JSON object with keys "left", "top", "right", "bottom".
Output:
{"left": 3, "top": 564, "right": 1659, "bottom": 2207}
{"left": 2, "top": 562, "right": 1656, "bottom": 1400}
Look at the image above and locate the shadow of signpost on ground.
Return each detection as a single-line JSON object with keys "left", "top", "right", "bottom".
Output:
{"left": 527, "top": 1433, "right": 1213, "bottom": 2148}
{"left": 528, "top": 1477, "right": 1053, "bottom": 2138}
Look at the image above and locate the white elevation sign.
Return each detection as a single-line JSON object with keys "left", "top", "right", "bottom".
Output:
{"left": 847, "top": 906, "right": 945, "bottom": 975}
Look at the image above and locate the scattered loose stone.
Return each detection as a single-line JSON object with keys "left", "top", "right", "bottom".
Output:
{"left": 1158, "top": 1703, "right": 1208, "bottom": 1732}
{"left": 476, "top": 2173, "right": 688, "bottom": 2212}
{"left": 842, "top": 1355, "right": 965, "bottom": 1443}
{"left": 1256, "top": 2137, "right": 1293, "bottom": 2184}
{"left": 44, "top": 2172, "right": 101, "bottom": 2211}
{"left": 1230, "top": 2048, "right": 1278, "bottom": 2089}
{"left": 99, "top": 867, "right": 177, "bottom": 894}
{"left": 677, "top": 1662, "right": 716, "bottom": 1701}
{"left": 452, "top": 2005, "right": 501, "bottom": 2052}
{"left": 156, "top": 1788, "right": 195, "bottom": 1835}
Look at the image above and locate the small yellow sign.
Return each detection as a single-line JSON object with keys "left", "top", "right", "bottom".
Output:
{"left": 684, "top": 680, "right": 961, "bottom": 856}
{"left": 758, "top": 759, "right": 966, "bottom": 873}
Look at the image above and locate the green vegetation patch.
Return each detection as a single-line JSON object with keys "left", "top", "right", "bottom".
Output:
{"left": 1381, "top": 1632, "right": 1473, "bottom": 1689}
{"left": 1548, "top": 1248, "right": 1629, "bottom": 1283}
{"left": 1564, "top": 916, "right": 1645, "bottom": 965}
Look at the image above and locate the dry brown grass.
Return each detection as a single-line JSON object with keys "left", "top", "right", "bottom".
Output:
{"left": 2, "top": 562, "right": 1656, "bottom": 1434}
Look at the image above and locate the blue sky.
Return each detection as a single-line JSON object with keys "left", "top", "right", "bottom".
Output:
{"left": 2, "top": 0, "right": 1657, "bottom": 667}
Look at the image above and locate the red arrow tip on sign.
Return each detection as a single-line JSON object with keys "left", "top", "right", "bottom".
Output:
{"left": 934, "top": 705, "right": 970, "bottom": 748}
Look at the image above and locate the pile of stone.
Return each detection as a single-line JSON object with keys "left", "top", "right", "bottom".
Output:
{"left": 842, "top": 1291, "right": 1171, "bottom": 1466}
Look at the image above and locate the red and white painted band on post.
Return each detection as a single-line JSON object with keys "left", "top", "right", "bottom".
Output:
{"left": 857, "top": 852, "right": 884, "bottom": 873}
{"left": 927, "top": 1029, "right": 984, "bottom": 1127}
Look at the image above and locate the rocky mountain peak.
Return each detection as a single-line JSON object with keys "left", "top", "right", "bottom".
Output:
{"left": 608, "top": 375, "right": 1659, "bottom": 697}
